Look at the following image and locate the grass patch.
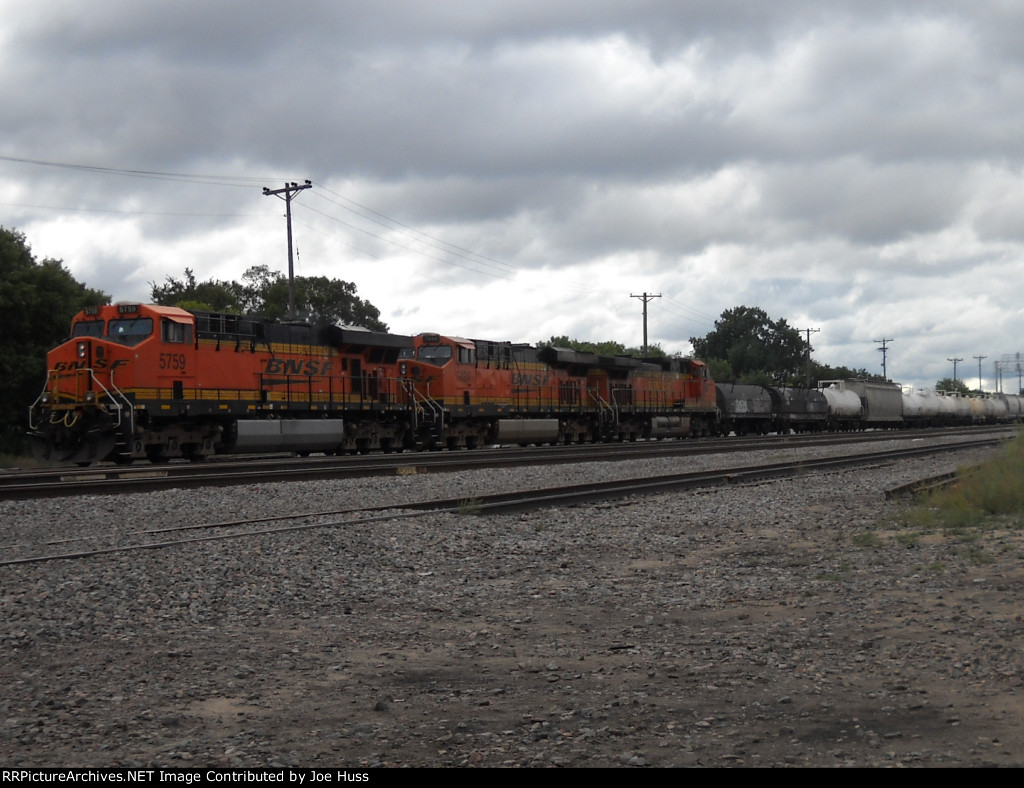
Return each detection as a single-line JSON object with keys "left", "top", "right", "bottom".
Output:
{"left": 456, "top": 497, "right": 483, "bottom": 515}
{"left": 851, "top": 531, "right": 884, "bottom": 548}
{"left": 894, "top": 531, "right": 922, "bottom": 548}
{"left": 896, "top": 432, "right": 1024, "bottom": 533}
{"left": 961, "top": 545, "right": 995, "bottom": 565}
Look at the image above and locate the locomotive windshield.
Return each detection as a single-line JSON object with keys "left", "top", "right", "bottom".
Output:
{"left": 416, "top": 345, "right": 453, "bottom": 365}
{"left": 71, "top": 320, "right": 105, "bottom": 338}
{"left": 108, "top": 318, "right": 154, "bottom": 346}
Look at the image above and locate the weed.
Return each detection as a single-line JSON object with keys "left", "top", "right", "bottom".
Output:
{"left": 962, "top": 545, "right": 995, "bottom": 565}
{"left": 456, "top": 497, "right": 483, "bottom": 516}
{"left": 895, "top": 432, "right": 1024, "bottom": 533}
{"left": 851, "top": 532, "right": 883, "bottom": 548}
{"left": 894, "top": 531, "right": 921, "bottom": 548}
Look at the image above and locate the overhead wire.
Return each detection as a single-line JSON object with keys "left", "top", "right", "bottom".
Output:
{"left": 2, "top": 153, "right": 699, "bottom": 311}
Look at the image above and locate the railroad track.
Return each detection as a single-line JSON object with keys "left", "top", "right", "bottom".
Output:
{"left": 0, "top": 425, "right": 1012, "bottom": 501}
{"left": 0, "top": 435, "right": 1005, "bottom": 567}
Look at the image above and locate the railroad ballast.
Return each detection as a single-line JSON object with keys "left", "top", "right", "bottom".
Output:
{"left": 27, "top": 303, "right": 1023, "bottom": 464}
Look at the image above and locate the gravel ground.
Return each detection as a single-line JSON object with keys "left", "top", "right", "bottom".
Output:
{"left": 2, "top": 435, "right": 1023, "bottom": 768}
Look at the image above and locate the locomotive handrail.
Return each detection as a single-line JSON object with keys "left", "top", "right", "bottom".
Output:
{"left": 28, "top": 367, "right": 127, "bottom": 432}
{"left": 409, "top": 383, "right": 445, "bottom": 431}
{"left": 106, "top": 366, "right": 133, "bottom": 436}
{"left": 588, "top": 389, "right": 617, "bottom": 424}
{"left": 84, "top": 367, "right": 127, "bottom": 432}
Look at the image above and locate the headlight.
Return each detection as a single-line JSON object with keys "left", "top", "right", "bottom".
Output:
{"left": 77, "top": 342, "right": 87, "bottom": 359}
{"left": 84, "top": 391, "right": 96, "bottom": 403}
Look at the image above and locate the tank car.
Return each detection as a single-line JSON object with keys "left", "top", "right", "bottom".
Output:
{"left": 902, "top": 388, "right": 945, "bottom": 427}
{"left": 29, "top": 304, "right": 413, "bottom": 463}
{"left": 715, "top": 383, "right": 773, "bottom": 436}
{"left": 818, "top": 379, "right": 904, "bottom": 430}
{"left": 767, "top": 386, "right": 829, "bottom": 433}
{"left": 818, "top": 381, "right": 864, "bottom": 430}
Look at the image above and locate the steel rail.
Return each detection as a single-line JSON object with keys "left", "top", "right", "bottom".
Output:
{"left": 0, "top": 426, "right": 1013, "bottom": 501}
{"left": 0, "top": 436, "right": 1004, "bottom": 567}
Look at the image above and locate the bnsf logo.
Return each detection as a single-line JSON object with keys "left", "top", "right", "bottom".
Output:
{"left": 511, "top": 373, "right": 550, "bottom": 386}
{"left": 53, "top": 359, "right": 129, "bottom": 371}
{"left": 263, "top": 359, "right": 333, "bottom": 376}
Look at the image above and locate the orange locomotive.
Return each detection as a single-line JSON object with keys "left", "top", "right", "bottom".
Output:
{"left": 29, "top": 303, "right": 413, "bottom": 463}
{"left": 402, "top": 333, "right": 718, "bottom": 448}
{"left": 30, "top": 307, "right": 718, "bottom": 464}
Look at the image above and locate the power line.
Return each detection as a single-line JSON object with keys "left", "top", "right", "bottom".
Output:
{"left": 263, "top": 180, "right": 312, "bottom": 320}
{"left": 874, "top": 338, "right": 893, "bottom": 381}
{"left": 797, "top": 327, "right": 820, "bottom": 386}
{"left": 973, "top": 355, "right": 987, "bottom": 391}
{"left": 0, "top": 153, "right": 274, "bottom": 187}
{"left": 630, "top": 293, "right": 661, "bottom": 355}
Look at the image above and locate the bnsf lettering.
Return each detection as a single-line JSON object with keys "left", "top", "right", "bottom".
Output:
{"left": 263, "top": 359, "right": 333, "bottom": 376}
{"left": 54, "top": 359, "right": 129, "bottom": 372}
{"left": 511, "top": 373, "right": 550, "bottom": 386}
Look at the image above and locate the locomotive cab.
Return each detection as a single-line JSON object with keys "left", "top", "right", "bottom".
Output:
{"left": 29, "top": 303, "right": 199, "bottom": 463}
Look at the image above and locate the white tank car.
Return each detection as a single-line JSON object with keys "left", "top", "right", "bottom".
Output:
{"left": 819, "top": 381, "right": 863, "bottom": 429}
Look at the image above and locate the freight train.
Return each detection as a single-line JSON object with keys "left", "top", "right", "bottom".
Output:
{"left": 715, "top": 379, "right": 1024, "bottom": 436}
{"left": 28, "top": 303, "right": 1022, "bottom": 464}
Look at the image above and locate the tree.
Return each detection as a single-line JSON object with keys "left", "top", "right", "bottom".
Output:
{"left": 150, "top": 268, "right": 243, "bottom": 312}
{"left": 690, "top": 306, "right": 807, "bottom": 383}
{"left": 812, "top": 362, "right": 884, "bottom": 384}
{"left": 0, "top": 228, "right": 110, "bottom": 453}
{"left": 935, "top": 377, "right": 971, "bottom": 396}
{"left": 538, "top": 336, "right": 667, "bottom": 359}
{"left": 151, "top": 266, "right": 388, "bottom": 331}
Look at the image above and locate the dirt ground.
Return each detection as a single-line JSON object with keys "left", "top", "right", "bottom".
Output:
{"left": 3, "top": 460, "right": 1024, "bottom": 768}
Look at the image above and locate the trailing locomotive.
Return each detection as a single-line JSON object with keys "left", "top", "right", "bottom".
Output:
{"left": 403, "top": 334, "right": 717, "bottom": 449}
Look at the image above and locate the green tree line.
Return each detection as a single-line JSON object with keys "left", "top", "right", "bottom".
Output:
{"left": 0, "top": 228, "right": 110, "bottom": 453}
{"left": 150, "top": 265, "right": 388, "bottom": 331}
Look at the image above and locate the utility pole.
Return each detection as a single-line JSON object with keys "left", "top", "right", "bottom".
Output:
{"left": 263, "top": 180, "right": 312, "bottom": 320}
{"left": 874, "top": 338, "right": 893, "bottom": 381}
{"left": 973, "top": 354, "right": 987, "bottom": 391}
{"left": 947, "top": 357, "right": 962, "bottom": 382}
{"left": 630, "top": 293, "right": 661, "bottom": 356}
{"left": 797, "top": 327, "right": 819, "bottom": 387}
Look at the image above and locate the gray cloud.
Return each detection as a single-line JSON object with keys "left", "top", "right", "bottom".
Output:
{"left": 3, "top": 1, "right": 1024, "bottom": 390}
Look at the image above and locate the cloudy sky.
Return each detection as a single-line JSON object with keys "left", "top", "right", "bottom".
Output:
{"left": 3, "top": 1, "right": 1023, "bottom": 391}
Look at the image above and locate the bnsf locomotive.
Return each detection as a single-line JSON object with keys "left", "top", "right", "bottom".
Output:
{"left": 28, "top": 303, "right": 717, "bottom": 464}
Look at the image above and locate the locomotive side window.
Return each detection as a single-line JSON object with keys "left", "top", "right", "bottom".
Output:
{"left": 161, "top": 318, "right": 192, "bottom": 344}
{"left": 108, "top": 318, "right": 153, "bottom": 346}
{"left": 72, "top": 320, "right": 105, "bottom": 338}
